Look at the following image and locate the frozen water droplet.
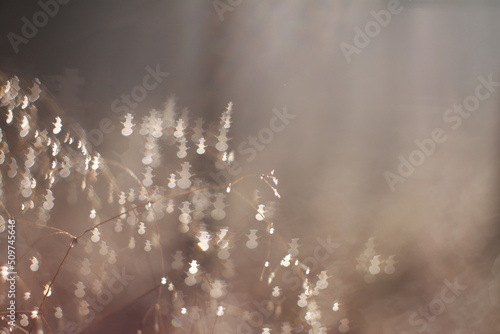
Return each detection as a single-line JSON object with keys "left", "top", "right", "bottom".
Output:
{"left": 19, "top": 314, "right": 29, "bottom": 326}
{"left": 339, "top": 319, "right": 350, "bottom": 333}
{"left": 30, "top": 257, "right": 39, "bottom": 272}
{"left": 189, "top": 260, "right": 198, "bottom": 274}
{"left": 54, "top": 307, "right": 63, "bottom": 319}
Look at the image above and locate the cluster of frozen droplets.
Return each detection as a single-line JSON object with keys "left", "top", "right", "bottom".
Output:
{"left": 0, "top": 75, "right": 359, "bottom": 334}
{"left": 356, "top": 237, "right": 396, "bottom": 283}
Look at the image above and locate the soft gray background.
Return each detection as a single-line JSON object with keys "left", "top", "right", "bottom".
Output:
{"left": 1, "top": 1, "right": 499, "bottom": 333}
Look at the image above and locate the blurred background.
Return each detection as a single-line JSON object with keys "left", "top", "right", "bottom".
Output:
{"left": 1, "top": 0, "right": 500, "bottom": 333}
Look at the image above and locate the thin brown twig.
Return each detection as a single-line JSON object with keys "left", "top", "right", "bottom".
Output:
{"left": 1, "top": 219, "right": 75, "bottom": 239}
{"left": 210, "top": 313, "right": 219, "bottom": 334}
{"left": 27, "top": 244, "right": 73, "bottom": 334}
{"left": 27, "top": 172, "right": 273, "bottom": 333}
{"left": 40, "top": 314, "right": 55, "bottom": 334}
{"left": 76, "top": 283, "right": 163, "bottom": 334}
